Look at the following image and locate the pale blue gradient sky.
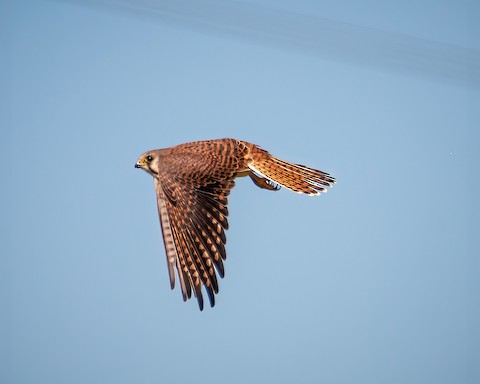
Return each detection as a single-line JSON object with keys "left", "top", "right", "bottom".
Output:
{"left": 2, "top": 1, "right": 479, "bottom": 383}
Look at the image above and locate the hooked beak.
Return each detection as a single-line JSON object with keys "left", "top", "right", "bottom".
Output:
{"left": 134, "top": 162, "right": 142, "bottom": 169}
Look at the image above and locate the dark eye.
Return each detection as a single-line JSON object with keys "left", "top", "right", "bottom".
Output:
{"left": 146, "top": 155, "right": 153, "bottom": 162}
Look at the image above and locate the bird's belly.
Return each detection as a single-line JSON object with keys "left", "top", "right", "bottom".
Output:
{"left": 235, "top": 169, "right": 251, "bottom": 178}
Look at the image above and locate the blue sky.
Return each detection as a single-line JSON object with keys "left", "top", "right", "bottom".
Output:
{"left": 3, "top": 1, "right": 479, "bottom": 383}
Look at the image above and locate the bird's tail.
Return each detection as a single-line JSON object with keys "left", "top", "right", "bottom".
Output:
{"left": 247, "top": 146, "right": 335, "bottom": 195}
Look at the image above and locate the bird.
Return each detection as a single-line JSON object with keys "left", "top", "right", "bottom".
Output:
{"left": 135, "top": 138, "right": 335, "bottom": 310}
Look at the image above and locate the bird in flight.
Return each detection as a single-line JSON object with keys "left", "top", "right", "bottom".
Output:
{"left": 135, "top": 138, "right": 335, "bottom": 310}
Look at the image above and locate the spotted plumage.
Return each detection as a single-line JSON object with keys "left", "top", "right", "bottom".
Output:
{"left": 135, "top": 138, "right": 335, "bottom": 310}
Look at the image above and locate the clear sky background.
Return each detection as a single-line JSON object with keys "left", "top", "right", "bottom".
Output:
{"left": 2, "top": 1, "right": 479, "bottom": 383}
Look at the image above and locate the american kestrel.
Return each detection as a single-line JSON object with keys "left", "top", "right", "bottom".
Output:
{"left": 135, "top": 138, "right": 335, "bottom": 310}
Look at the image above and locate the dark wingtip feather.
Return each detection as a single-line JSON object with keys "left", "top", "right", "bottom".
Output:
{"left": 192, "top": 281, "right": 205, "bottom": 312}
{"left": 206, "top": 286, "right": 216, "bottom": 308}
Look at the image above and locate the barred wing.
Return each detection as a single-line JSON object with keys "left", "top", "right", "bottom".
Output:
{"left": 154, "top": 149, "right": 238, "bottom": 310}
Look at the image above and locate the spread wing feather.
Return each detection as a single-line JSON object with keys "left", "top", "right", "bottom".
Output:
{"left": 153, "top": 140, "right": 239, "bottom": 310}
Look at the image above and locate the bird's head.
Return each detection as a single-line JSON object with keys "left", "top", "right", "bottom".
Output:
{"left": 135, "top": 151, "right": 160, "bottom": 177}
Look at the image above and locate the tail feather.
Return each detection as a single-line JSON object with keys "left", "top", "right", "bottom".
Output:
{"left": 248, "top": 152, "right": 335, "bottom": 195}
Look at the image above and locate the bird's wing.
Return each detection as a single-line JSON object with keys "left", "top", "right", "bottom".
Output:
{"left": 154, "top": 152, "right": 237, "bottom": 310}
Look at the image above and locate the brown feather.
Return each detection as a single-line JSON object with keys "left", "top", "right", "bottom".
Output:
{"left": 137, "top": 138, "right": 335, "bottom": 309}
